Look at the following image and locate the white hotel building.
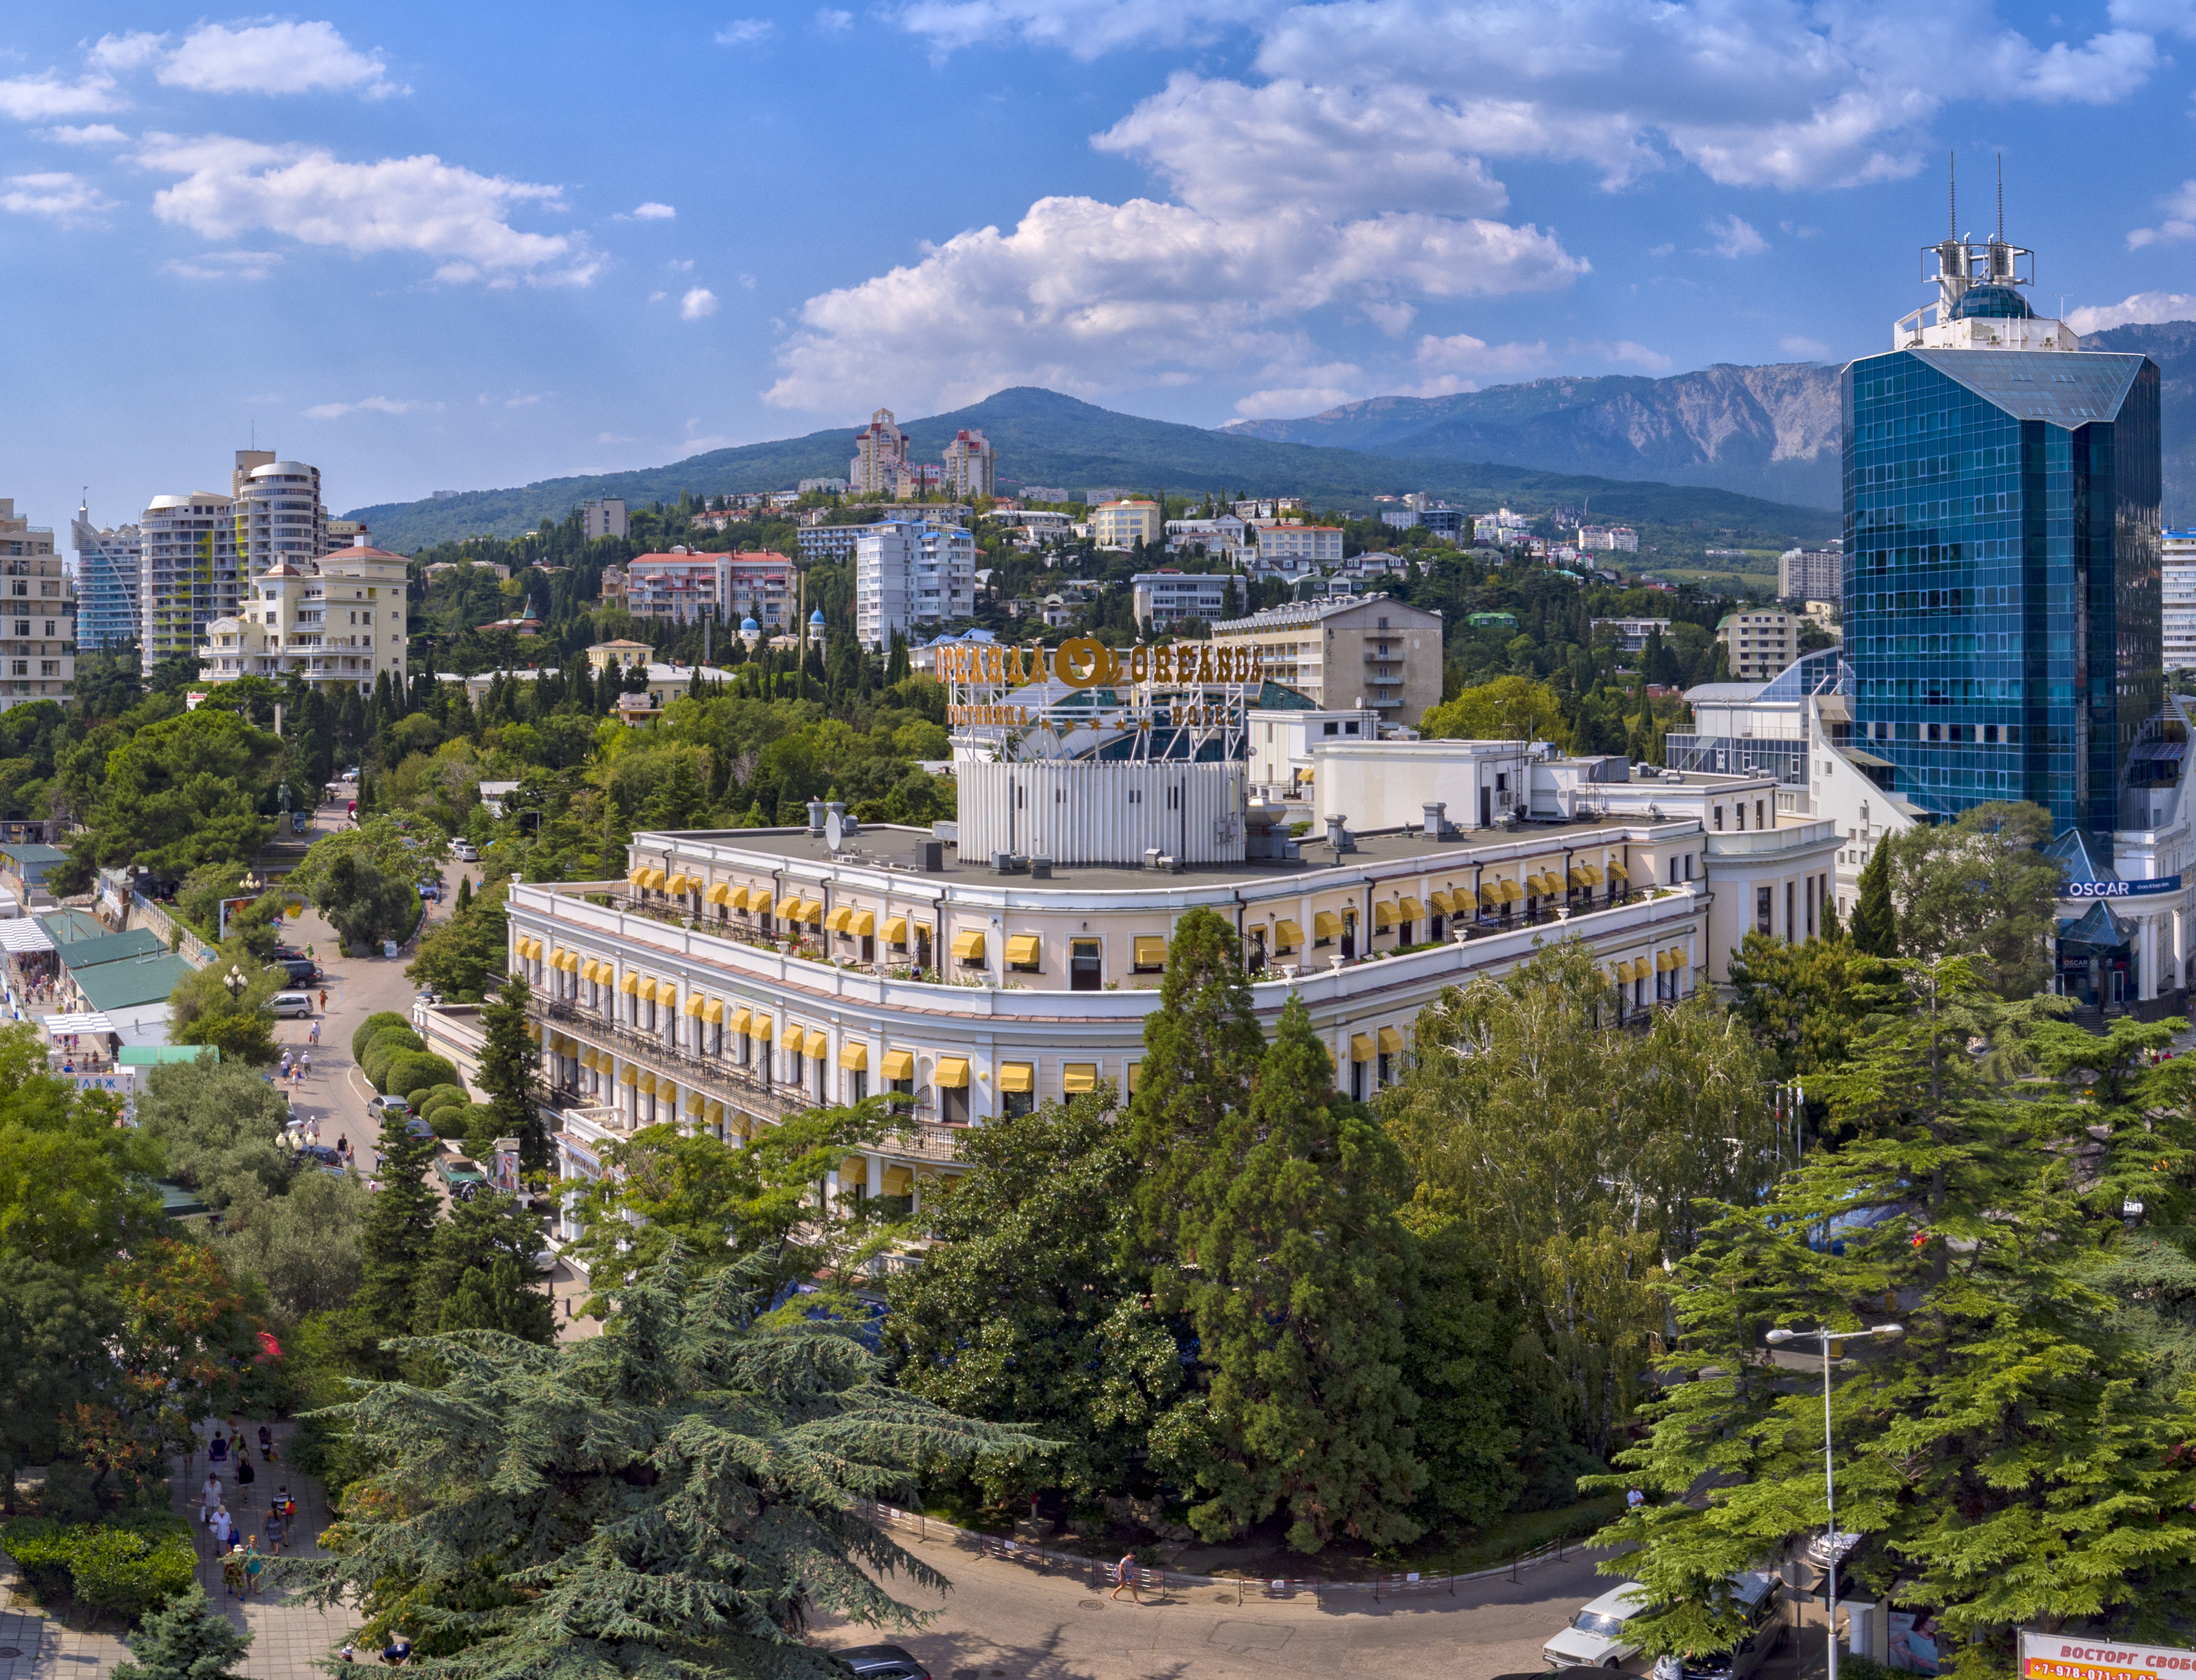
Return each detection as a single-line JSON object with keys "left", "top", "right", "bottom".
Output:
{"left": 458, "top": 644, "right": 1835, "bottom": 1246}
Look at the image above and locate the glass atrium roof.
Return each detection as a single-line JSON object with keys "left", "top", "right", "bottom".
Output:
{"left": 1904, "top": 349, "right": 2145, "bottom": 424}
{"left": 1951, "top": 284, "right": 2033, "bottom": 320}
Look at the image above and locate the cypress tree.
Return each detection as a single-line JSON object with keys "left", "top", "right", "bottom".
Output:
{"left": 455, "top": 873, "right": 473, "bottom": 912}
{"left": 112, "top": 1585, "right": 251, "bottom": 1680}
{"left": 1851, "top": 838, "right": 1898, "bottom": 958}
{"left": 1121, "top": 904, "right": 1262, "bottom": 1268}
{"left": 351, "top": 1115, "right": 439, "bottom": 1363}
{"left": 1162, "top": 994, "right": 1424, "bottom": 1551}
{"left": 479, "top": 972, "right": 547, "bottom": 1173}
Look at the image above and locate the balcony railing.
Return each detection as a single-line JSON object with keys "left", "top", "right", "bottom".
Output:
{"left": 531, "top": 996, "right": 963, "bottom": 1163}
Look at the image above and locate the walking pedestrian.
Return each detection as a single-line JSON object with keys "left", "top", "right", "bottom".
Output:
{"left": 1111, "top": 1551, "right": 1141, "bottom": 1603}
{"left": 309, "top": 1020, "right": 321, "bottom": 1046}
{"left": 222, "top": 1547, "right": 246, "bottom": 1599}
{"left": 211, "top": 1504, "right": 233, "bottom": 1554}
{"left": 335, "top": 1132, "right": 348, "bottom": 1158}
{"left": 199, "top": 1471, "right": 222, "bottom": 1525}
{"left": 243, "top": 1537, "right": 264, "bottom": 1593}
{"left": 234, "top": 1451, "right": 255, "bottom": 1505}
{"left": 208, "top": 1431, "right": 228, "bottom": 1466}
{"left": 263, "top": 1503, "right": 285, "bottom": 1554}
{"left": 257, "top": 1423, "right": 273, "bottom": 1460}
{"left": 318, "top": 988, "right": 328, "bottom": 1011}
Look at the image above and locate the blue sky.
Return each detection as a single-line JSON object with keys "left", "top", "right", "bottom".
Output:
{"left": 8, "top": 0, "right": 2196, "bottom": 537}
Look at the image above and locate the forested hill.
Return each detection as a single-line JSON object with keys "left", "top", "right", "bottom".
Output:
{"left": 348, "top": 386, "right": 1839, "bottom": 557}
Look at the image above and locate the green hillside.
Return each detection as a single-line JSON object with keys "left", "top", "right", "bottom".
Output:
{"left": 348, "top": 386, "right": 1839, "bottom": 558}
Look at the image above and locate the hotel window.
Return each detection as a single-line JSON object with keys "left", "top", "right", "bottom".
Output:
{"left": 1755, "top": 886, "right": 1773, "bottom": 936}
{"left": 1070, "top": 939, "right": 1102, "bottom": 990}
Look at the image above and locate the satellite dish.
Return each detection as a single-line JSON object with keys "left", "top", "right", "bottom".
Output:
{"left": 825, "top": 810, "right": 844, "bottom": 852}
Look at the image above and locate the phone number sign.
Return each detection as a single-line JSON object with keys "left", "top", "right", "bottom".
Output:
{"left": 2023, "top": 1634, "right": 2196, "bottom": 1680}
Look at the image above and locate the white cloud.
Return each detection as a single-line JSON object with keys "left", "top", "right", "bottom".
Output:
{"left": 667, "top": 258, "right": 694, "bottom": 271}
{"left": 738, "top": 271, "right": 756, "bottom": 289}
{"left": 1234, "top": 363, "right": 1367, "bottom": 416}
{"left": 158, "top": 22, "right": 403, "bottom": 99}
{"left": 40, "top": 123, "right": 129, "bottom": 146}
{"left": 892, "top": 0, "right": 1275, "bottom": 57}
{"left": 1703, "top": 213, "right": 1768, "bottom": 257}
{"left": 1572, "top": 338, "right": 1673, "bottom": 370}
{"left": 716, "top": 18, "right": 777, "bottom": 42}
{"left": 1779, "top": 334, "right": 1833, "bottom": 358}
{"left": 0, "top": 171, "right": 116, "bottom": 219}
{"left": 2128, "top": 180, "right": 2196, "bottom": 248}
{"left": 1398, "top": 331, "right": 1550, "bottom": 395}
{"left": 816, "top": 8, "right": 855, "bottom": 28}
{"left": 0, "top": 71, "right": 123, "bottom": 121}
{"left": 766, "top": 194, "right": 1583, "bottom": 411}
{"left": 681, "top": 286, "right": 720, "bottom": 320}
{"left": 135, "top": 132, "right": 594, "bottom": 285}
{"left": 628, "top": 201, "right": 676, "bottom": 219}
{"left": 2066, "top": 291, "right": 2196, "bottom": 332}
{"left": 88, "top": 33, "right": 168, "bottom": 73}
{"left": 162, "top": 248, "right": 284, "bottom": 280}
{"left": 304, "top": 396, "right": 443, "bottom": 419}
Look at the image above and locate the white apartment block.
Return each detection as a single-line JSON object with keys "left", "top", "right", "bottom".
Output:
{"left": 942, "top": 429, "right": 996, "bottom": 499}
{"left": 138, "top": 489, "right": 239, "bottom": 676}
{"left": 198, "top": 543, "right": 409, "bottom": 695}
{"left": 1592, "top": 616, "right": 1673, "bottom": 654}
{"left": 580, "top": 498, "right": 630, "bottom": 540}
{"left": 2166, "top": 531, "right": 2196, "bottom": 672}
{"left": 231, "top": 454, "right": 326, "bottom": 573}
{"left": 1212, "top": 593, "right": 1444, "bottom": 725}
{"left": 0, "top": 500, "right": 72, "bottom": 711}
{"left": 1255, "top": 524, "right": 1345, "bottom": 565}
{"left": 855, "top": 523, "right": 976, "bottom": 649}
{"left": 1090, "top": 500, "right": 1163, "bottom": 550}
{"left": 1131, "top": 571, "right": 1231, "bottom": 630}
{"left": 1578, "top": 524, "right": 1640, "bottom": 554}
{"left": 850, "top": 408, "right": 910, "bottom": 495}
{"left": 1475, "top": 508, "right": 1533, "bottom": 545}
{"left": 1717, "top": 610, "right": 1801, "bottom": 682}
{"left": 1778, "top": 545, "right": 1842, "bottom": 604}
{"left": 623, "top": 549, "right": 792, "bottom": 631}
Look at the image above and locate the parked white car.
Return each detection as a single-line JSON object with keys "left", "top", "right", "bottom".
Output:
{"left": 268, "top": 992, "right": 314, "bottom": 1019}
{"left": 451, "top": 840, "right": 479, "bottom": 863}
{"left": 1545, "top": 1583, "right": 1649, "bottom": 1668}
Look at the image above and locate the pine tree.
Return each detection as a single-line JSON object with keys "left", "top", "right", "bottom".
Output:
{"left": 886, "top": 629, "right": 911, "bottom": 685}
{"left": 1158, "top": 995, "right": 1424, "bottom": 1551}
{"left": 455, "top": 873, "right": 472, "bottom": 913}
{"left": 477, "top": 973, "right": 546, "bottom": 1173}
{"left": 280, "top": 1250, "right": 1048, "bottom": 1673}
{"left": 350, "top": 1116, "right": 438, "bottom": 1365}
{"left": 112, "top": 1583, "right": 251, "bottom": 1680}
{"left": 1121, "top": 905, "right": 1263, "bottom": 1269}
{"left": 415, "top": 1190, "right": 553, "bottom": 1343}
{"left": 1850, "top": 838, "right": 1898, "bottom": 957}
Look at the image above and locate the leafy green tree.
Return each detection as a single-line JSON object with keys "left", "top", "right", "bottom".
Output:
{"left": 1402, "top": 1222, "right": 1527, "bottom": 1532}
{"left": 1725, "top": 929, "right": 1898, "bottom": 1081}
{"left": 131, "top": 1058, "right": 293, "bottom": 1205}
{"left": 0, "top": 1255, "right": 121, "bottom": 1500}
{"left": 888, "top": 1089, "right": 1183, "bottom": 1503}
{"left": 1156, "top": 995, "right": 1422, "bottom": 1551}
{"left": 1885, "top": 801, "right": 2063, "bottom": 996}
{"left": 1851, "top": 838, "right": 1897, "bottom": 957}
{"left": 349, "top": 1117, "right": 439, "bottom": 1365}
{"left": 1602, "top": 959, "right": 2196, "bottom": 1672}
{"left": 279, "top": 1251, "right": 1047, "bottom": 1673}
{"left": 211, "top": 1171, "right": 368, "bottom": 1332}
{"left": 0, "top": 1025, "right": 165, "bottom": 1269}
{"left": 475, "top": 971, "right": 546, "bottom": 1171}
{"left": 413, "top": 1189, "right": 552, "bottom": 1342}
{"left": 112, "top": 1583, "right": 252, "bottom": 1680}
{"left": 315, "top": 850, "right": 421, "bottom": 952}
{"left": 1421, "top": 674, "right": 1569, "bottom": 747}
{"left": 1122, "top": 905, "right": 1263, "bottom": 1269}
{"left": 165, "top": 943, "right": 285, "bottom": 1066}
{"left": 70, "top": 708, "right": 281, "bottom": 876}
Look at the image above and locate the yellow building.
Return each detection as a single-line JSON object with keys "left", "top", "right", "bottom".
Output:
{"left": 197, "top": 543, "right": 410, "bottom": 695}
{"left": 1090, "top": 499, "right": 1162, "bottom": 550}
{"left": 1716, "top": 610, "right": 1802, "bottom": 682}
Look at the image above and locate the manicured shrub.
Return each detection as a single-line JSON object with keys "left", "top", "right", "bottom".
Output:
{"left": 1, "top": 1513, "right": 196, "bottom": 1620}
{"left": 351, "top": 1011, "right": 411, "bottom": 1062}
{"left": 381, "top": 1050, "right": 458, "bottom": 1099}
{"left": 360, "top": 1028, "right": 425, "bottom": 1089}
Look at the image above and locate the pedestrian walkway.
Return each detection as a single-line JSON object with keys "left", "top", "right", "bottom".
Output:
{"left": 0, "top": 1420, "right": 360, "bottom": 1680}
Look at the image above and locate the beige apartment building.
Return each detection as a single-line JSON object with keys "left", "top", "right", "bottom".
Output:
{"left": 0, "top": 500, "right": 72, "bottom": 710}
{"left": 1717, "top": 610, "right": 1802, "bottom": 682}
{"left": 1211, "top": 593, "right": 1444, "bottom": 727}
{"left": 197, "top": 543, "right": 410, "bottom": 694}
{"left": 1090, "top": 499, "right": 1163, "bottom": 550}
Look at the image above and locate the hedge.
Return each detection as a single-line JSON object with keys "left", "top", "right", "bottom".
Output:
{"left": 2, "top": 1513, "right": 196, "bottom": 1620}
{"left": 352, "top": 1011, "right": 412, "bottom": 1062}
{"left": 381, "top": 1050, "right": 459, "bottom": 1099}
{"left": 360, "top": 1028, "right": 426, "bottom": 1089}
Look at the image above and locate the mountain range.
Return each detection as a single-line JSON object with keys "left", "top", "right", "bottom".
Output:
{"left": 347, "top": 320, "right": 2196, "bottom": 555}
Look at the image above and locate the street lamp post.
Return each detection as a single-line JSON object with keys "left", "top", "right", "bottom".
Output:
{"left": 1765, "top": 1324, "right": 1904, "bottom": 1680}
{"left": 222, "top": 965, "right": 248, "bottom": 1005}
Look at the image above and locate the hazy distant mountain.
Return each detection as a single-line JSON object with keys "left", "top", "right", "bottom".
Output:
{"left": 2085, "top": 321, "right": 2196, "bottom": 526}
{"left": 1221, "top": 362, "right": 1845, "bottom": 509}
{"left": 348, "top": 386, "right": 1837, "bottom": 555}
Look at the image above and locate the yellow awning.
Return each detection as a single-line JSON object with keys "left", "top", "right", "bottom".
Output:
{"left": 704, "top": 1100, "right": 724, "bottom": 1123}
{"left": 1659, "top": 948, "right": 1686, "bottom": 972}
{"left": 635, "top": 977, "right": 658, "bottom": 1003}
{"left": 665, "top": 873, "right": 691, "bottom": 895}
{"left": 1004, "top": 933, "right": 1040, "bottom": 966}
{"left": 791, "top": 898, "right": 822, "bottom": 923}
{"left": 998, "top": 1061, "right": 1034, "bottom": 1093}
{"left": 826, "top": 904, "right": 854, "bottom": 933}
{"left": 727, "top": 885, "right": 751, "bottom": 910}
{"left": 934, "top": 1056, "right": 970, "bottom": 1088}
{"left": 1349, "top": 1033, "right": 1376, "bottom": 1062}
{"left": 1371, "top": 901, "right": 1396, "bottom": 929}
{"left": 1533, "top": 870, "right": 1562, "bottom": 896}
{"left": 685, "top": 992, "right": 706, "bottom": 1017}
{"left": 1568, "top": 865, "right": 1590, "bottom": 887}
{"left": 839, "top": 1041, "right": 868, "bottom": 1071}
{"left": 580, "top": 1048, "right": 599, "bottom": 1071}
{"left": 803, "top": 1028, "right": 828, "bottom": 1059}
{"left": 526, "top": 1022, "right": 542, "bottom": 1043}
{"left": 1127, "top": 1061, "right": 1143, "bottom": 1093}
{"left": 618, "top": 1062, "right": 638, "bottom": 1084}
{"left": 1618, "top": 959, "right": 1644, "bottom": 983}
{"left": 1398, "top": 896, "right": 1424, "bottom": 921}
{"left": 750, "top": 894, "right": 776, "bottom": 918}
{"left": 687, "top": 1091, "right": 705, "bottom": 1114}
{"left": 654, "top": 1075, "right": 678, "bottom": 1098}
{"left": 1493, "top": 878, "right": 1522, "bottom": 903}
{"left": 1606, "top": 858, "right": 1630, "bottom": 881}
{"left": 1313, "top": 910, "right": 1342, "bottom": 940}
{"left": 1062, "top": 1063, "right": 1097, "bottom": 1093}
{"left": 1429, "top": 890, "right": 1454, "bottom": 915}
{"left": 1378, "top": 1026, "right": 1404, "bottom": 1054}
{"left": 752, "top": 1015, "right": 773, "bottom": 1044}
{"left": 702, "top": 998, "right": 724, "bottom": 1024}
{"left": 644, "top": 867, "right": 668, "bottom": 891}
{"left": 620, "top": 971, "right": 639, "bottom": 994}
{"left": 951, "top": 929, "right": 985, "bottom": 961}
{"left": 549, "top": 945, "right": 568, "bottom": 969}
{"left": 627, "top": 866, "right": 649, "bottom": 886}
{"left": 706, "top": 881, "right": 731, "bottom": 905}
{"left": 882, "top": 916, "right": 909, "bottom": 946}
{"left": 1272, "top": 918, "right": 1302, "bottom": 949}
{"left": 1581, "top": 863, "right": 1606, "bottom": 885}
{"left": 881, "top": 1048, "right": 914, "bottom": 1080}
{"left": 849, "top": 910, "right": 875, "bottom": 936}
{"left": 729, "top": 1006, "right": 753, "bottom": 1035}
{"left": 562, "top": 950, "right": 581, "bottom": 972}
{"left": 1133, "top": 935, "right": 1168, "bottom": 967}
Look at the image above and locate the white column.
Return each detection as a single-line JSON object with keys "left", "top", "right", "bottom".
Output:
{"left": 866, "top": 1153, "right": 883, "bottom": 1198}
{"left": 2144, "top": 915, "right": 2160, "bottom": 999}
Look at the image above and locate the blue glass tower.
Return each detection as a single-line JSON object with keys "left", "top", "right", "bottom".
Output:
{"left": 71, "top": 502, "right": 141, "bottom": 653}
{"left": 1845, "top": 218, "right": 2161, "bottom": 843}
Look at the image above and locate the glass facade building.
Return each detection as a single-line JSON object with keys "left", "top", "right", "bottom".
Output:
{"left": 1843, "top": 347, "right": 2161, "bottom": 841}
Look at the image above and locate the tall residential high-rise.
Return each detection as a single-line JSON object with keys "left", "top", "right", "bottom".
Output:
{"left": 2164, "top": 530, "right": 2196, "bottom": 671}
{"left": 198, "top": 542, "right": 409, "bottom": 695}
{"left": 1778, "top": 545, "right": 1842, "bottom": 605}
{"left": 137, "top": 490, "right": 237, "bottom": 676}
{"left": 849, "top": 408, "right": 909, "bottom": 495}
{"left": 71, "top": 501, "right": 141, "bottom": 651}
{"left": 942, "top": 429, "right": 996, "bottom": 498}
{"left": 232, "top": 457, "right": 327, "bottom": 573}
{"left": 1845, "top": 188, "right": 2160, "bottom": 842}
{"left": 854, "top": 520, "right": 975, "bottom": 648}
{"left": 0, "top": 500, "right": 75, "bottom": 711}
{"left": 579, "top": 498, "right": 628, "bottom": 539}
